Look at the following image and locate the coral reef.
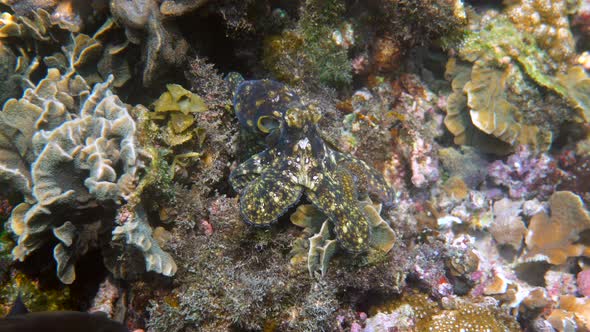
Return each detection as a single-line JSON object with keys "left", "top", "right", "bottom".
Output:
{"left": 0, "top": 40, "right": 18, "bottom": 105}
{"left": 0, "top": 270, "right": 72, "bottom": 316}
{"left": 1, "top": 0, "right": 109, "bottom": 33}
{"left": 88, "top": 277, "right": 119, "bottom": 317}
{"left": 146, "top": 83, "right": 207, "bottom": 168}
{"left": 341, "top": 74, "right": 445, "bottom": 190}
{"left": 438, "top": 147, "right": 489, "bottom": 188}
{"left": 262, "top": 0, "right": 352, "bottom": 87}
{"left": 444, "top": 7, "right": 590, "bottom": 153}
{"left": 0, "top": 65, "right": 173, "bottom": 283}
{"left": 290, "top": 200, "right": 396, "bottom": 278}
{"left": 364, "top": 292, "right": 520, "bottom": 331}
{"left": 2, "top": 0, "right": 590, "bottom": 331}
{"left": 0, "top": 6, "right": 132, "bottom": 89}
{"left": 505, "top": 0, "right": 577, "bottom": 65}
{"left": 488, "top": 198, "right": 526, "bottom": 250}
{"left": 109, "top": 0, "right": 190, "bottom": 85}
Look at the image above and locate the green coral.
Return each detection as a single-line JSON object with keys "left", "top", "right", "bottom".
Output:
{"left": 0, "top": 271, "right": 72, "bottom": 316}
{"left": 262, "top": 0, "right": 351, "bottom": 88}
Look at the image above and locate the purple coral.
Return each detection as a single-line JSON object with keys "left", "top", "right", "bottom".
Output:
{"left": 487, "top": 146, "right": 562, "bottom": 200}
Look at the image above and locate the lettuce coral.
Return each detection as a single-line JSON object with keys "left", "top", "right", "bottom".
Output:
{"left": 1, "top": 0, "right": 109, "bottom": 33}
{"left": 444, "top": 12, "right": 589, "bottom": 154}
{"left": 0, "top": 66, "right": 174, "bottom": 284}
{"left": 109, "top": 0, "right": 189, "bottom": 86}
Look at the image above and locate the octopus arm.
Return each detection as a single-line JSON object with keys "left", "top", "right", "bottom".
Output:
{"left": 306, "top": 168, "right": 370, "bottom": 252}
{"left": 229, "top": 149, "right": 273, "bottom": 192}
{"left": 239, "top": 168, "right": 303, "bottom": 226}
{"left": 333, "top": 151, "right": 394, "bottom": 206}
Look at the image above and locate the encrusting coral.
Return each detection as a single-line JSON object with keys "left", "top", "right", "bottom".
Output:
{"left": 505, "top": 0, "right": 577, "bottom": 66}
{"left": 364, "top": 292, "right": 520, "bottom": 332}
{"left": 523, "top": 191, "right": 590, "bottom": 265}
{"left": 229, "top": 76, "right": 394, "bottom": 252}
{"left": 0, "top": 64, "right": 174, "bottom": 283}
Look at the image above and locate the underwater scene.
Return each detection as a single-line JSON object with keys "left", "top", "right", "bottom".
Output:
{"left": 0, "top": 0, "right": 590, "bottom": 331}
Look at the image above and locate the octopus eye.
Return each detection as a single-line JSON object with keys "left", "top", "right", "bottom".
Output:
{"left": 257, "top": 115, "right": 280, "bottom": 134}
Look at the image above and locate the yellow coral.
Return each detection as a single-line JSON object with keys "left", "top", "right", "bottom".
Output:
{"left": 506, "top": 0, "right": 575, "bottom": 65}
{"left": 0, "top": 12, "right": 21, "bottom": 38}
{"left": 154, "top": 84, "right": 207, "bottom": 115}
{"left": 548, "top": 296, "right": 590, "bottom": 331}
{"left": 464, "top": 63, "right": 520, "bottom": 144}
{"left": 443, "top": 58, "right": 550, "bottom": 154}
{"left": 151, "top": 84, "right": 208, "bottom": 148}
{"left": 442, "top": 176, "right": 468, "bottom": 200}
{"left": 524, "top": 191, "right": 590, "bottom": 264}
{"left": 369, "top": 292, "right": 520, "bottom": 332}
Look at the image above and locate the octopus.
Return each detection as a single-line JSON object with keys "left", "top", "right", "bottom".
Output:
{"left": 228, "top": 75, "right": 393, "bottom": 252}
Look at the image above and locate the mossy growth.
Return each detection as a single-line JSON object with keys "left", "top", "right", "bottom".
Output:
{"left": 262, "top": 0, "right": 352, "bottom": 88}
{"left": 0, "top": 271, "right": 72, "bottom": 316}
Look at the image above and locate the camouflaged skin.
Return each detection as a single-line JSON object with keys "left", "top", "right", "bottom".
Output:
{"left": 229, "top": 76, "right": 393, "bottom": 252}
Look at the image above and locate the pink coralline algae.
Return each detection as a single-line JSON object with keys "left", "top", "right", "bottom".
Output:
{"left": 487, "top": 145, "right": 563, "bottom": 200}
{"left": 573, "top": 1, "right": 590, "bottom": 38}
{"left": 578, "top": 270, "right": 590, "bottom": 297}
{"left": 89, "top": 278, "right": 119, "bottom": 317}
{"left": 409, "top": 136, "right": 440, "bottom": 189}
{"left": 0, "top": 199, "right": 12, "bottom": 219}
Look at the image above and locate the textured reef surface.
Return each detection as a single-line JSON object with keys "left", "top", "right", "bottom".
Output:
{"left": 1, "top": 0, "right": 590, "bottom": 331}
